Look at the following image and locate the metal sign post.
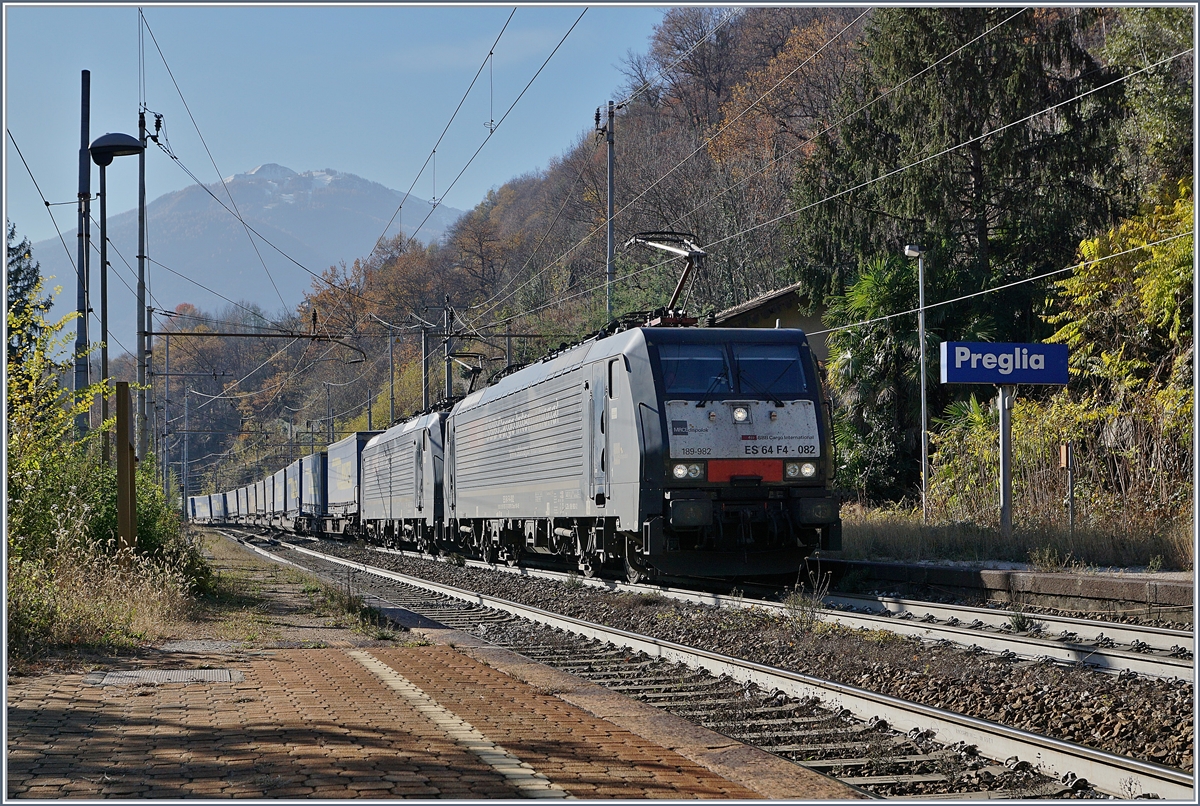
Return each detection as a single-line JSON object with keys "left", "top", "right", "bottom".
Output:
{"left": 941, "top": 342, "right": 1070, "bottom": 539}
{"left": 998, "top": 384, "right": 1015, "bottom": 539}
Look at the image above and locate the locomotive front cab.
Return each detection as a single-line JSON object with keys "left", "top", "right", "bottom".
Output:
{"left": 641, "top": 328, "right": 840, "bottom": 577}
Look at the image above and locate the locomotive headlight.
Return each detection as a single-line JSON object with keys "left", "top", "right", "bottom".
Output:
{"left": 687, "top": 463, "right": 703, "bottom": 479}
{"left": 672, "top": 463, "right": 689, "bottom": 479}
{"left": 732, "top": 406, "right": 749, "bottom": 423}
{"left": 785, "top": 461, "right": 818, "bottom": 479}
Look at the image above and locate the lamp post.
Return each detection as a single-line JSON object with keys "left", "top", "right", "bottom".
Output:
{"left": 905, "top": 244, "right": 928, "bottom": 523}
{"left": 90, "top": 132, "right": 143, "bottom": 464}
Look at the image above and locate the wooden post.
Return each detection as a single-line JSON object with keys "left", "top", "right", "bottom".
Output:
{"left": 116, "top": 381, "right": 138, "bottom": 558}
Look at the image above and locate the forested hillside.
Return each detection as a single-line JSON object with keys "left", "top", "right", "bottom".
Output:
{"left": 145, "top": 7, "right": 1192, "bottom": 558}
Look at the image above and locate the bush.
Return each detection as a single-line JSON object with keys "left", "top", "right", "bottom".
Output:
{"left": 925, "top": 391, "right": 1191, "bottom": 569}
{"left": 6, "top": 283, "right": 210, "bottom": 660}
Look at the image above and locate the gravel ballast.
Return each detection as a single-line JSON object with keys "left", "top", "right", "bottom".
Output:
{"left": 314, "top": 541, "right": 1193, "bottom": 774}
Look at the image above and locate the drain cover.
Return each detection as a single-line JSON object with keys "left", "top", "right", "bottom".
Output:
{"left": 85, "top": 669, "right": 245, "bottom": 685}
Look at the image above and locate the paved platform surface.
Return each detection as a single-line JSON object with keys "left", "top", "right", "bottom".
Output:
{"left": 7, "top": 535, "right": 861, "bottom": 800}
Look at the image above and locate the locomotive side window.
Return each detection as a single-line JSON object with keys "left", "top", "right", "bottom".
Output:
{"left": 733, "top": 343, "right": 808, "bottom": 395}
{"left": 658, "top": 344, "right": 732, "bottom": 394}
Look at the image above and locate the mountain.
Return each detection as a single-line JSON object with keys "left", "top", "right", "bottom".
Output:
{"left": 37, "top": 164, "right": 464, "bottom": 338}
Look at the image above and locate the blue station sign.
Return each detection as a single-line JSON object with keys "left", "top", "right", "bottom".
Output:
{"left": 940, "top": 342, "right": 1069, "bottom": 386}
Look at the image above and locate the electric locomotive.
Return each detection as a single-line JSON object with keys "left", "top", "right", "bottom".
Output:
{"left": 198, "top": 325, "right": 840, "bottom": 582}
{"left": 437, "top": 325, "right": 838, "bottom": 581}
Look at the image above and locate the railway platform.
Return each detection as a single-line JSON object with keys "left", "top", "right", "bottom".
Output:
{"left": 6, "top": 535, "right": 862, "bottom": 800}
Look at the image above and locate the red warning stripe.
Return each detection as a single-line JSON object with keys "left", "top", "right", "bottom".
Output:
{"left": 707, "top": 459, "right": 783, "bottom": 483}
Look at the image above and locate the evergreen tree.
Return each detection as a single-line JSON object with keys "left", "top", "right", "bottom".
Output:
{"left": 788, "top": 7, "right": 1125, "bottom": 344}
{"left": 6, "top": 221, "right": 50, "bottom": 366}
{"left": 1101, "top": 7, "right": 1194, "bottom": 192}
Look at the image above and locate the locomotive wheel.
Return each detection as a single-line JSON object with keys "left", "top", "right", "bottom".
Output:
{"left": 624, "top": 555, "right": 645, "bottom": 584}
{"left": 579, "top": 558, "right": 596, "bottom": 578}
{"left": 504, "top": 548, "right": 520, "bottom": 567}
{"left": 483, "top": 543, "right": 498, "bottom": 565}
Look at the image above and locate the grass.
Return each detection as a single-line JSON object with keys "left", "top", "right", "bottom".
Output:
{"left": 836, "top": 505, "right": 1193, "bottom": 571}
{"left": 783, "top": 568, "right": 832, "bottom": 633}
{"left": 6, "top": 532, "right": 201, "bottom": 666}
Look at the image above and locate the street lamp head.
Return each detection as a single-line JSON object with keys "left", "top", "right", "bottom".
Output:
{"left": 89, "top": 132, "right": 143, "bottom": 167}
{"left": 904, "top": 244, "right": 924, "bottom": 258}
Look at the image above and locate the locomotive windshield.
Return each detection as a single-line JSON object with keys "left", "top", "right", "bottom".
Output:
{"left": 659, "top": 343, "right": 733, "bottom": 394}
{"left": 733, "top": 343, "right": 808, "bottom": 395}
{"left": 656, "top": 340, "right": 809, "bottom": 398}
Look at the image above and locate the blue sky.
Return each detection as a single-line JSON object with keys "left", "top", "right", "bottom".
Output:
{"left": 4, "top": 3, "right": 668, "bottom": 249}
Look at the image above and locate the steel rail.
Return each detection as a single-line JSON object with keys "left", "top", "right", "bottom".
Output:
{"left": 365, "top": 545, "right": 1193, "bottom": 680}
{"left": 273, "top": 539, "right": 1193, "bottom": 800}
{"left": 823, "top": 593, "right": 1194, "bottom": 654}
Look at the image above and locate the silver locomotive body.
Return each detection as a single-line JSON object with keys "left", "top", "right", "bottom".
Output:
{"left": 209, "top": 326, "right": 839, "bottom": 581}
{"left": 361, "top": 411, "right": 447, "bottom": 551}
{"left": 443, "top": 327, "right": 839, "bottom": 579}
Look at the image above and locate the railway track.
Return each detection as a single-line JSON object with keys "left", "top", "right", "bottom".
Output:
{"left": 358, "top": 542, "right": 1193, "bottom": 681}
{"left": 220, "top": 529, "right": 1193, "bottom": 800}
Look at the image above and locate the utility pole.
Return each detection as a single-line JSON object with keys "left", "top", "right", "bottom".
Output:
{"left": 388, "top": 322, "right": 395, "bottom": 425}
{"left": 162, "top": 333, "right": 170, "bottom": 501}
{"left": 326, "top": 383, "right": 333, "bottom": 443}
{"left": 444, "top": 295, "right": 453, "bottom": 401}
{"left": 367, "top": 388, "right": 373, "bottom": 431}
{"left": 506, "top": 321, "right": 512, "bottom": 368}
{"left": 421, "top": 325, "right": 429, "bottom": 409}
{"left": 145, "top": 305, "right": 153, "bottom": 461}
{"left": 136, "top": 110, "right": 148, "bottom": 459}
{"left": 74, "top": 70, "right": 91, "bottom": 435}
{"left": 597, "top": 101, "right": 615, "bottom": 320}
{"left": 182, "top": 390, "right": 189, "bottom": 516}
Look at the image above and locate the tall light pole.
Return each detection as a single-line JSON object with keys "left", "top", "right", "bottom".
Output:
{"left": 905, "top": 244, "right": 928, "bottom": 523}
{"left": 74, "top": 70, "right": 91, "bottom": 434}
{"left": 90, "top": 132, "right": 143, "bottom": 464}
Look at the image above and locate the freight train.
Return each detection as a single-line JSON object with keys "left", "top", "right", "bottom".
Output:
{"left": 189, "top": 326, "right": 841, "bottom": 582}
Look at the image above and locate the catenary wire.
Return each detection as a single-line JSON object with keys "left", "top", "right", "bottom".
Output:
{"left": 404, "top": 8, "right": 588, "bottom": 246}
{"left": 6, "top": 128, "right": 80, "bottom": 278}
{"left": 140, "top": 10, "right": 289, "bottom": 311}
{"left": 489, "top": 9, "right": 870, "bottom": 304}
{"left": 370, "top": 8, "right": 517, "bottom": 259}
{"left": 469, "top": 137, "right": 603, "bottom": 317}
{"left": 805, "top": 231, "right": 1195, "bottom": 339}
{"left": 662, "top": 8, "right": 1030, "bottom": 237}
{"left": 145, "top": 257, "right": 291, "bottom": 327}
{"left": 493, "top": 47, "right": 1192, "bottom": 327}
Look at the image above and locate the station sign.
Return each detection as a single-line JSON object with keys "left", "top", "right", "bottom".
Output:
{"left": 940, "top": 342, "right": 1069, "bottom": 386}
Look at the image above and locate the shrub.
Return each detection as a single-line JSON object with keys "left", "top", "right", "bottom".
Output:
{"left": 6, "top": 283, "right": 209, "bottom": 660}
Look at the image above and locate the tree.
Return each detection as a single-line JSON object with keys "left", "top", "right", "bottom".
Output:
{"left": 788, "top": 6, "right": 1125, "bottom": 342}
{"left": 6, "top": 221, "right": 50, "bottom": 366}
{"left": 1047, "top": 178, "right": 1193, "bottom": 400}
{"left": 1101, "top": 7, "right": 1194, "bottom": 191}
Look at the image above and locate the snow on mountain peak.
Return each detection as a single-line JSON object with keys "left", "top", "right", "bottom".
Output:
{"left": 247, "top": 163, "right": 297, "bottom": 179}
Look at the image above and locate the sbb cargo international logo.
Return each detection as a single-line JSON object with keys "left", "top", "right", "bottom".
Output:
{"left": 940, "top": 342, "right": 1069, "bottom": 386}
